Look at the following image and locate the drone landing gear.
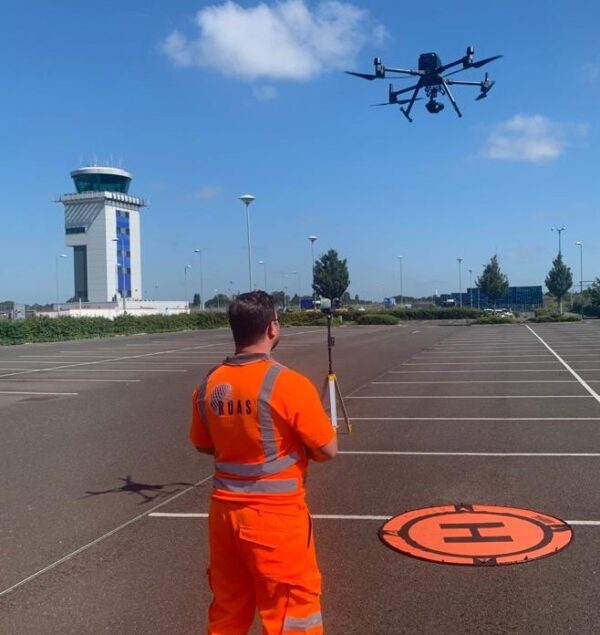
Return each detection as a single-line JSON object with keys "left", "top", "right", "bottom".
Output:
{"left": 400, "top": 108, "right": 413, "bottom": 122}
{"left": 441, "top": 80, "right": 463, "bottom": 118}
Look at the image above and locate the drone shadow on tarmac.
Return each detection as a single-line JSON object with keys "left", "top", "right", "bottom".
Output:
{"left": 83, "top": 474, "right": 194, "bottom": 505}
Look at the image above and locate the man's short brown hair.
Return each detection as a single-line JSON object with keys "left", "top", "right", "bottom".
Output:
{"left": 228, "top": 291, "right": 277, "bottom": 347}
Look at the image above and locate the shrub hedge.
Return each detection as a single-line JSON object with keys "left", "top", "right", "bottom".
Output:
{"left": 356, "top": 313, "right": 399, "bottom": 325}
{"left": 470, "top": 315, "right": 516, "bottom": 325}
{"left": 0, "top": 312, "right": 230, "bottom": 346}
{"left": 529, "top": 313, "right": 582, "bottom": 323}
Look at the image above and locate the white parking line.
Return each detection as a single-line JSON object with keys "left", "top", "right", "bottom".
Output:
{"left": 147, "top": 512, "right": 600, "bottom": 525}
{"left": 390, "top": 369, "right": 569, "bottom": 374}
{"left": 404, "top": 361, "right": 559, "bottom": 366}
{"left": 416, "top": 354, "right": 552, "bottom": 359}
{"left": 338, "top": 450, "right": 600, "bottom": 457}
{"left": 349, "top": 417, "right": 600, "bottom": 421}
{"left": 0, "top": 342, "right": 229, "bottom": 379}
{"left": 0, "top": 390, "right": 78, "bottom": 396}
{"left": 373, "top": 380, "right": 577, "bottom": 384}
{"left": 347, "top": 395, "right": 590, "bottom": 399}
{"left": 0, "top": 378, "right": 140, "bottom": 383}
{"left": 526, "top": 325, "right": 600, "bottom": 406}
{"left": 0, "top": 474, "right": 213, "bottom": 598}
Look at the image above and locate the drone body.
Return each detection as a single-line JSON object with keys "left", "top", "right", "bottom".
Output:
{"left": 346, "top": 46, "right": 502, "bottom": 122}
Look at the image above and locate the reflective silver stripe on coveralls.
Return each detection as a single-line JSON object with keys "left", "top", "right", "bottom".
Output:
{"left": 283, "top": 611, "right": 323, "bottom": 631}
{"left": 215, "top": 362, "right": 301, "bottom": 478}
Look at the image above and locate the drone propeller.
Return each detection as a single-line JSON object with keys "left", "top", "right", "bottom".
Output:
{"left": 471, "top": 54, "right": 503, "bottom": 68}
{"left": 444, "top": 53, "right": 503, "bottom": 77}
{"left": 345, "top": 71, "right": 379, "bottom": 81}
{"left": 475, "top": 72, "right": 495, "bottom": 100}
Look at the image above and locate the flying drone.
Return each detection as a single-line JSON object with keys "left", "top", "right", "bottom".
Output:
{"left": 346, "top": 46, "right": 502, "bottom": 122}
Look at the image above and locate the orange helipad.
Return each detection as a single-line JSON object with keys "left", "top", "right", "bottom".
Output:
{"left": 379, "top": 504, "right": 573, "bottom": 566}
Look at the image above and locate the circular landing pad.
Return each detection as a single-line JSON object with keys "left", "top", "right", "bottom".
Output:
{"left": 379, "top": 504, "right": 573, "bottom": 566}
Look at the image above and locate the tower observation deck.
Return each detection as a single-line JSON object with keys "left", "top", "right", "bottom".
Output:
{"left": 57, "top": 166, "right": 146, "bottom": 304}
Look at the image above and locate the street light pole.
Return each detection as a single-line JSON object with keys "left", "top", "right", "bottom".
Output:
{"left": 258, "top": 260, "right": 267, "bottom": 291}
{"left": 193, "top": 248, "right": 204, "bottom": 310}
{"left": 551, "top": 225, "right": 566, "bottom": 255}
{"left": 457, "top": 257, "right": 463, "bottom": 307}
{"left": 308, "top": 235, "right": 318, "bottom": 302}
{"left": 397, "top": 256, "right": 403, "bottom": 306}
{"left": 576, "top": 241, "right": 583, "bottom": 297}
{"left": 239, "top": 194, "right": 256, "bottom": 291}
{"left": 55, "top": 253, "right": 67, "bottom": 307}
{"left": 184, "top": 264, "right": 192, "bottom": 306}
{"left": 468, "top": 269, "right": 473, "bottom": 307}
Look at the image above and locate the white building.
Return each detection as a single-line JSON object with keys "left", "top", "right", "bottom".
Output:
{"left": 57, "top": 166, "right": 146, "bottom": 303}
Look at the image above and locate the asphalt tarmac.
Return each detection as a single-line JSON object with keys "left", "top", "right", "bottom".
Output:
{"left": 2, "top": 320, "right": 600, "bottom": 634}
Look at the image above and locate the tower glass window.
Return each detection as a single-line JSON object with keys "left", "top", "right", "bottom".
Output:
{"left": 71, "top": 167, "right": 132, "bottom": 194}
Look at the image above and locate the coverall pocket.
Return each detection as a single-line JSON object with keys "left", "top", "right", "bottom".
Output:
{"left": 238, "top": 527, "right": 285, "bottom": 579}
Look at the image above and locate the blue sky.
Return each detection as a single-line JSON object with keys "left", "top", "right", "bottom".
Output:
{"left": 1, "top": 0, "right": 599, "bottom": 304}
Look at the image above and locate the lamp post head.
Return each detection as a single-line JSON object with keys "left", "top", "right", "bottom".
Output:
{"left": 194, "top": 248, "right": 201, "bottom": 253}
{"left": 308, "top": 235, "right": 318, "bottom": 243}
{"left": 258, "top": 260, "right": 265, "bottom": 265}
{"left": 60, "top": 253, "right": 68, "bottom": 258}
{"left": 576, "top": 241, "right": 583, "bottom": 246}
{"left": 239, "top": 194, "right": 256, "bottom": 206}
{"left": 457, "top": 257, "right": 463, "bottom": 263}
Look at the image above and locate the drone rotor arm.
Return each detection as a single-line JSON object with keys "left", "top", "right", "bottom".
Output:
{"left": 444, "top": 79, "right": 485, "bottom": 86}
{"left": 389, "top": 82, "right": 421, "bottom": 98}
{"left": 382, "top": 66, "right": 422, "bottom": 76}
{"left": 437, "top": 57, "right": 467, "bottom": 74}
{"left": 471, "top": 54, "right": 503, "bottom": 68}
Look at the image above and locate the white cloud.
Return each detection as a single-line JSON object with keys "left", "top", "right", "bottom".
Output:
{"left": 253, "top": 85, "right": 278, "bottom": 100}
{"left": 481, "top": 114, "right": 588, "bottom": 163}
{"left": 162, "top": 1, "right": 385, "bottom": 81}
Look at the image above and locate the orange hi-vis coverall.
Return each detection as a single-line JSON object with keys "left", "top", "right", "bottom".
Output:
{"left": 190, "top": 352, "right": 336, "bottom": 635}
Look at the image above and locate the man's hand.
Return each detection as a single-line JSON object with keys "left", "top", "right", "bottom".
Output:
{"left": 306, "top": 436, "right": 338, "bottom": 462}
{"left": 195, "top": 446, "right": 216, "bottom": 456}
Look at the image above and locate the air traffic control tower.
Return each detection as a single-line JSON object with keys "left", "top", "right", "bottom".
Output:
{"left": 57, "top": 166, "right": 146, "bottom": 303}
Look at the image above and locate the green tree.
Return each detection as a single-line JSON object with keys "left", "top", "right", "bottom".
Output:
{"left": 545, "top": 253, "right": 573, "bottom": 314}
{"left": 205, "top": 294, "right": 229, "bottom": 309}
{"left": 476, "top": 255, "right": 509, "bottom": 308}
{"left": 589, "top": 278, "right": 600, "bottom": 306}
{"left": 313, "top": 249, "right": 350, "bottom": 301}
{"left": 192, "top": 293, "right": 201, "bottom": 307}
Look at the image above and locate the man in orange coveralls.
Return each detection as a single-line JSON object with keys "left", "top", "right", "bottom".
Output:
{"left": 190, "top": 290, "right": 337, "bottom": 634}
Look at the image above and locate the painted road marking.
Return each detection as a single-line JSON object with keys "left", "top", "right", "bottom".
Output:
{"left": 379, "top": 504, "right": 573, "bottom": 566}
{"left": 347, "top": 395, "right": 591, "bottom": 399}
{"left": 373, "top": 380, "right": 578, "bottom": 384}
{"left": 403, "top": 361, "right": 560, "bottom": 366}
{"left": 147, "top": 513, "right": 600, "bottom": 526}
{"left": 415, "top": 354, "right": 553, "bottom": 359}
{"left": 348, "top": 417, "right": 600, "bottom": 421}
{"left": 0, "top": 378, "right": 141, "bottom": 383}
{"left": 0, "top": 390, "right": 78, "bottom": 396}
{"left": 389, "top": 369, "right": 570, "bottom": 374}
{"left": 0, "top": 474, "right": 213, "bottom": 598}
{"left": 338, "top": 451, "right": 600, "bottom": 457}
{"left": 0, "top": 368, "right": 187, "bottom": 373}
{"left": 526, "top": 325, "right": 600, "bottom": 406}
